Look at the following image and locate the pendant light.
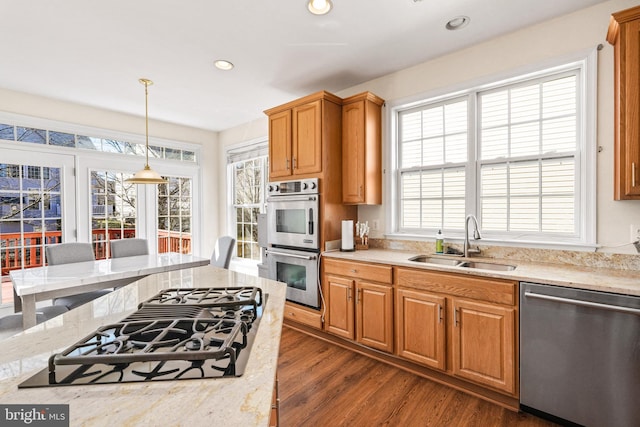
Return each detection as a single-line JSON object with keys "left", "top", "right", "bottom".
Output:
{"left": 125, "top": 78, "right": 167, "bottom": 184}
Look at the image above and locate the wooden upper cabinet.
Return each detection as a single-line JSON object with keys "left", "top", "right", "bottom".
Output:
{"left": 607, "top": 5, "right": 640, "bottom": 199}
{"left": 292, "top": 100, "right": 322, "bottom": 176}
{"left": 268, "top": 110, "right": 292, "bottom": 178}
{"left": 342, "top": 92, "right": 384, "bottom": 204}
{"left": 265, "top": 91, "right": 342, "bottom": 181}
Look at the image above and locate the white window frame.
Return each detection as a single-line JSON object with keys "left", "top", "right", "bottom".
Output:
{"left": 226, "top": 138, "right": 268, "bottom": 269}
{"left": 0, "top": 112, "right": 202, "bottom": 256}
{"left": 386, "top": 50, "right": 597, "bottom": 250}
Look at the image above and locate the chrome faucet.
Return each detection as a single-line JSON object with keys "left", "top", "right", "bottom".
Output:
{"left": 464, "top": 215, "right": 482, "bottom": 258}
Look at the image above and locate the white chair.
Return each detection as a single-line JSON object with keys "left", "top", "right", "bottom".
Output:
{"left": 211, "top": 236, "right": 235, "bottom": 269}
{"left": 46, "top": 242, "right": 112, "bottom": 310}
{"left": 110, "top": 238, "right": 149, "bottom": 258}
{"left": 0, "top": 305, "right": 69, "bottom": 340}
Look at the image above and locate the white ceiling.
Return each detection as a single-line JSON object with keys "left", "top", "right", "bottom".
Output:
{"left": 1, "top": 0, "right": 607, "bottom": 132}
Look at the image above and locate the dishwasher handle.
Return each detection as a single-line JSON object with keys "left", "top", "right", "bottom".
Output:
{"left": 524, "top": 291, "right": 640, "bottom": 316}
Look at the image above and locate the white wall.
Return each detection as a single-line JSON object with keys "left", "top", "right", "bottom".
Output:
{"left": 216, "top": 0, "right": 640, "bottom": 255}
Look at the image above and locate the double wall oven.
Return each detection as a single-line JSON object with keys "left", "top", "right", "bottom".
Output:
{"left": 266, "top": 178, "right": 321, "bottom": 308}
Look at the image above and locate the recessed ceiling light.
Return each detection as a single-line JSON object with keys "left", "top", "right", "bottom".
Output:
{"left": 446, "top": 16, "right": 470, "bottom": 31}
{"left": 214, "top": 60, "right": 234, "bottom": 71}
{"left": 308, "top": 0, "right": 332, "bottom": 15}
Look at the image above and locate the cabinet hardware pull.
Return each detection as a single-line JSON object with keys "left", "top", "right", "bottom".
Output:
{"left": 438, "top": 305, "right": 443, "bottom": 324}
{"left": 350, "top": 269, "right": 357, "bottom": 273}
{"left": 454, "top": 308, "right": 459, "bottom": 326}
{"left": 356, "top": 288, "right": 361, "bottom": 304}
{"left": 347, "top": 288, "right": 352, "bottom": 301}
{"left": 293, "top": 158, "right": 297, "bottom": 169}
{"left": 633, "top": 162, "right": 637, "bottom": 187}
{"left": 286, "top": 158, "right": 290, "bottom": 170}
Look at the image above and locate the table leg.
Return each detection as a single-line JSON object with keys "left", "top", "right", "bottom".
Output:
{"left": 21, "top": 295, "right": 37, "bottom": 329}
{"left": 13, "top": 289, "right": 23, "bottom": 313}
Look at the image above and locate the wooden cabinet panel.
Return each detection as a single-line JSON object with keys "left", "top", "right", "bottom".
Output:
{"left": 324, "top": 258, "right": 392, "bottom": 284}
{"left": 268, "top": 110, "right": 292, "bottom": 178}
{"left": 396, "top": 267, "right": 516, "bottom": 305}
{"left": 357, "top": 281, "right": 393, "bottom": 353}
{"left": 608, "top": 6, "right": 640, "bottom": 199}
{"left": 326, "top": 275, "right": 355, "bottom": 339}
{"left": 283, "top": 302, "right": 322, "bottom": 329}
{"left": 341, "top": 92, "right": 384, "bottom": 205}
{"left": 452, "top": 298, "right": 515, "bottom": 394}
{"left": 342, "top": 100, "right": 366, "bottom": 203}
{"left": 324, "top": 259, "right": 394, "bottom": 353}
{"left": 292, "top": 100, "right": 322, "bottom": 176}
{"left": 395, "top": 288, "right": 446, "bottom": 370}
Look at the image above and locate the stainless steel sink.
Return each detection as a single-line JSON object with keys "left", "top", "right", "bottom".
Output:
{"left": 458, "top": 261, "right": 516, "bottom": 271}
{"left": 408, "top": 255, "right": 464, "bottom": 266}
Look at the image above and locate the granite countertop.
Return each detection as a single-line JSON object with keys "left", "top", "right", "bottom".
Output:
{"left": 323, "top": 249, "right": 640, "bottom": 296}
{"left": 0, "top": 266, "right": 286, "bottom": 427}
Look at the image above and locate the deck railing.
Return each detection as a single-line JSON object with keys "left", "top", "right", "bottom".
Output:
{"left": 1, "top": 229, "right": 191, "bottom": 277}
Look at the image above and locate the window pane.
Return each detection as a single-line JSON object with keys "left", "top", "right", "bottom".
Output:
{"left": 17, "top": 127, "right": 46, "bottom": 144}
{"left": 77, "top": 135, "right": 100, "bottom": 150}
{"left": 49, "top": 131, "right": 75, "bottom": 147}
{"left": 91, "top": 170, "right": 137, "bottom": 259}
{"left": 157, "top": 175, "right": 192, "bottom": 254}
{"left": 1, "top": 163, "right": 62, "bottom": 287}
{"left": 0, "top": 124, "right": 14, "bottom": 140}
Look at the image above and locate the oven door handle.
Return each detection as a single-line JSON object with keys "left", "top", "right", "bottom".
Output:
{"left": 266, "top": 250, "right": 318, "bottom": 260}
{"left": 267, "top": 196, "right": 317, "bottom": 202}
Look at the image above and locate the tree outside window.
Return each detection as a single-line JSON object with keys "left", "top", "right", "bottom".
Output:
{"left": 232, "top": 157, "right": 266, "bottom": 261}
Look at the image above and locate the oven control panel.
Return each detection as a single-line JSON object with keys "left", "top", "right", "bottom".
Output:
{"left": 268, "top": 178, "right": 318, "bottom": 195}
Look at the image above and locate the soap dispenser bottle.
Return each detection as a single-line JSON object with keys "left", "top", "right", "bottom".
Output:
{"left": 435, "top": 230, "right": 444, "bottom": 254}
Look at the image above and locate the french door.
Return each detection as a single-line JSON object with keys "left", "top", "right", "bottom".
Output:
{"left": 0, "top": 147, "right": 75, "bottom": 304}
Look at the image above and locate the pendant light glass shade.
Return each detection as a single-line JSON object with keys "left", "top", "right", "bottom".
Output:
{"left": 126, "top": 78, "right": 167, "bottom": 184}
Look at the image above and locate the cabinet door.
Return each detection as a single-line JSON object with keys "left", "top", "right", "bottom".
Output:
{"left": 326, "top": 275, "right": 355, "bottom": 340}
{"left": 618, "top": 19, "right": 640, "bottom": 198}
{"left": 395, "top": 288, "right": 446, "bottom": 370}
{"left": 356, "top": 281, "right": 393, "bottom": 353}
{"left": 342, "top": 100, "right": 366, "bottom": 203}
{"left": 292, "top": 100, "right": 322, "bottom": 176}
{"left": 269, "top": 110, "right": 292, "bottom": 179}
{"left": 451, "top": 298, "right": 515, "bottom": 394}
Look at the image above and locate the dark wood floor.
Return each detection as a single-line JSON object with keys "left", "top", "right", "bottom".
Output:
{"left": 277, "top": 326, "right": 557, "bottom": 427}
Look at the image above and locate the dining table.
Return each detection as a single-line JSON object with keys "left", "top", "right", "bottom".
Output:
{"left": 9, "top": 252, "right": 210, "bottom": 329}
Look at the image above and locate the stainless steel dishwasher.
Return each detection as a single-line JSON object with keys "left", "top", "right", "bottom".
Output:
{"left": 520, "top": 282, "right": 640, "bottom": 427}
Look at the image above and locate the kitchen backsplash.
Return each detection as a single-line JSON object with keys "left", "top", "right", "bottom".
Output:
{"left": 368, "top": 238, "right": 640, "bottom": 271}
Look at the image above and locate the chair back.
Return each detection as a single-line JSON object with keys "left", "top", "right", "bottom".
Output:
{"left": 110, "top": 238, "right": 149, "bottom": 258}
{"left": 211, "top": 236, "right": 235, "bottom": 269}
{"left": 45, "top": 243, "right": 95, "bottom": 265}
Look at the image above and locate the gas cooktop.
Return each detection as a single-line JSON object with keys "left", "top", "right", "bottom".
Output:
{"left": 19, "top": 287, "right": 264, "bottom": 388}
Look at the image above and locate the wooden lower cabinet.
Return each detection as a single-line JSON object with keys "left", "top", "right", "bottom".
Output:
{"left": 395, "top": 288, "right": 446, "bottom": 370}
{"left": 452, "top": 298, "right": 515, "bottom": 394}
{"left": 322, "top": 259, "right": 518, "bottom": 403}
{"left": 269, "top": 375, "right": 279, "bottom": 427}
{"left": 324, "top": 259, "right": 393, "bottom": 353}
{"left": 395, "top": 267, "right": 517, "bottom": 396}
{"left": 356, "top": 281, "right": 393, "bottom": 353}
{"left": 326, "top": 275, "right": 355, "bottom": 339}
{"left": 283, "top": 301, "right": 323, "bottom": 329}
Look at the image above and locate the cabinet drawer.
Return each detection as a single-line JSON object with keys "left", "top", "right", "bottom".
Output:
{"left": 324, "top": 258, "right": 392, "bottom": 284}
{"left": 396, "top": 268, "right": 516, "bottom": 306}
{"left": 283, "top": 302, "right": 322, "bottom": 329}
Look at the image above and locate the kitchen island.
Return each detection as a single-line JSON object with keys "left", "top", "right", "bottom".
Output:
{"left": 0, "top": 265, "right": 286, "bottom": 427}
